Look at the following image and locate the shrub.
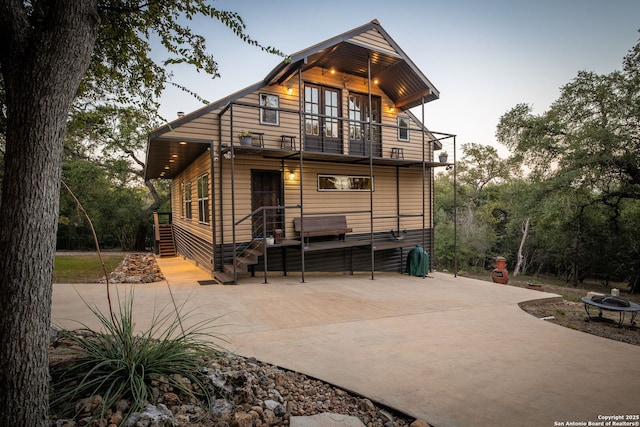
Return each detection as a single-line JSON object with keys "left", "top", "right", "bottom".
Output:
{"left": 50, "top": 290, "right": 227, "bottom": 421}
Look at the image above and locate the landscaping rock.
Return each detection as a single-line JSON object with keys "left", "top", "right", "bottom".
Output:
{"left": 100, "top": 253, "right": 165, "bottom": 284}
{"left": 125, "top": 404, "right": 174, "bottom": 427}
{"left": 290, "top": 412, "right": 366, "bottom": 427}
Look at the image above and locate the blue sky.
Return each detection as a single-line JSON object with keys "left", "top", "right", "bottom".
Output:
{"left": 156, "top": 0, "right": 640, "bottom": 157}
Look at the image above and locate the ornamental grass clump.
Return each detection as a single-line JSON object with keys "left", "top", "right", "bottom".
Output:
{"left": 51, "top": 182, "right": 227, "bottom": 423}
{"left": 50, "top": 290, "right": 227, "bottom": 421}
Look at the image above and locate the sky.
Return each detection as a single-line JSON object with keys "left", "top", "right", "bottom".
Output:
{"left": 156, "top": 0, "right": 640, "bottom": 158}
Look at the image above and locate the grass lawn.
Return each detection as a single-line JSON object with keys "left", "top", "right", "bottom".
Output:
{"left": 54, "top": 255, "right": 124, "bottom": 283}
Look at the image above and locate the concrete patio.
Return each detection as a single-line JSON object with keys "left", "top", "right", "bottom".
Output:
{"left": 52, "top": 257, "right": 640, "bottom": 427}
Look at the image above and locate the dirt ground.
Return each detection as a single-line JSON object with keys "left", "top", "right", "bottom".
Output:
{"left": 465, "top": 272, "right": 640, "bottom": 347}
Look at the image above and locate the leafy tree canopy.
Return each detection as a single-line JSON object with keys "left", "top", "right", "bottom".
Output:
{"left": 78, "top": 0, "right": 284, "bottom": 111}
{"left": 496, "top": 35, "right": 640, "bottom": 205}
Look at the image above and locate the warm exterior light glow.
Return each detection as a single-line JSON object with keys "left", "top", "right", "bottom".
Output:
{"left": 288, "top": 170, "right": 295, "bottom": 180}
{"left": 179, "top": 141, "right": 187, "bottom": 145}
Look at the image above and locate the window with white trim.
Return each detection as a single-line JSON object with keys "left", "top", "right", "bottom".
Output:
{"left": 260, "top": 93, "right": 279, "bottom": 125}
{"left": 197, "top": 174, "right": 209, "bottom": 224}
{"left": 398, "top": 116, "right": 409, "bottom": 141}
{"left": 184, "top": 182, "right": 192, "bottom": 220}
{"left": 318, "top": 174, "right": 373, "bottom": 192}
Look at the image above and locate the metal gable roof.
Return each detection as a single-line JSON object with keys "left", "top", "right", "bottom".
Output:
{"left": 264, "top": 19, "right": 439, "bottom": 109}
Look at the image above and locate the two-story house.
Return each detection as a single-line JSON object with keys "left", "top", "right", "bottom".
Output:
{"left": 144, "top": 19, "right": 454, "bottom": 284}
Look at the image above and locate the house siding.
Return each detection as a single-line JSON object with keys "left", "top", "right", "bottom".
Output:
{"left": 349, "top": 28, "right": 398, "bottom": 56}
{"left": 154, "top": 22, "right": 443, "bottom": 278}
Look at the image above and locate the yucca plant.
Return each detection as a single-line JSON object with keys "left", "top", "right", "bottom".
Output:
{"left": 52, "top": 182, "right": 228, "bottom": 424}
{"left": 50, "top": 289, "right": 227, "bottom": 421}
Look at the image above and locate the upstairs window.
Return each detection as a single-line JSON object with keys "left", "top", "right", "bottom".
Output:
{"left": 197, "top": 174, "right": 209, "bottom": 224}
{"left": 184, "top": 182, "right": 192, "bottom": 220}
{"left": 398, "top": 116, "right": 409, "bottom": 142}
{"left": 260, "top": 93, "right": 279, "bottom": 125}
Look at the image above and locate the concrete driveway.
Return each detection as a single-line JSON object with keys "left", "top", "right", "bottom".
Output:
{"left": 52, "top": 257, "right": 640, "bottom": 427}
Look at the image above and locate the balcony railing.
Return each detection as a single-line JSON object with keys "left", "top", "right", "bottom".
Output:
{"left": 219, "top": 100, "right": 443, "bottom": 162}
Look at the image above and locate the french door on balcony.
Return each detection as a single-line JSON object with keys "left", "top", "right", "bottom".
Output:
{"left": 304, "top": 84, "right": 342, "bottom": 154}
{"left": 348, "top": 93, "right": 381, "bottom": 157}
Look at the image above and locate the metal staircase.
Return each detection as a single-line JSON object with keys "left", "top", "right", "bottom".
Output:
{"left": 214, "top": 239, "right": 266, "bottom": 284}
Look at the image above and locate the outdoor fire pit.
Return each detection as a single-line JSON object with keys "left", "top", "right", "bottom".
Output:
{"left": 581, "top": 295, "right": 640, "bottom": 327}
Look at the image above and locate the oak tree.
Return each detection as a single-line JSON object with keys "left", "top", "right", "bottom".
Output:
{"left": 0, "top": 2, "right": 280, "bottom": 425}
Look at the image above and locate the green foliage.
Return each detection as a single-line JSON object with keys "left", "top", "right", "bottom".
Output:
{"left": 50, "top": 291, "right": 226, "bottom": 420}
{"left": 434, "top": 33, "right": 640, "bottom": 290}
{"left": 60, "top": 105, "right": 171, "bottom": 250}
{"left": 79, "top": 1, "right": 285, "bottom": 112}
{"left": 58, "top": 160, "right": 154, "bottom": 250}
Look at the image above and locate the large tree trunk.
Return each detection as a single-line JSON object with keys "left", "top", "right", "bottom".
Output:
{"left": 0, "top": 2, "right": 99, "bottom": 426}
{"left": 513, "top": 217, "right": 530, "bottom": 277}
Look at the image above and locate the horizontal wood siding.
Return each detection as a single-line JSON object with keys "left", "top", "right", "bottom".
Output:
{"left": 164, "top": 68, "right": 433, "bottom": 163}
{"left": 173, "top": 226, "right": 214, "bottom": 272}
{"left": 281, "top": 163, "right": 431, "bottom": 238}
{"left": 172, "top": 151, "right": 216, "bottom": 270}
{"left": 162, "top": 111, "right": 217, "bottom": 141}
{"left": 349, "top": 29, "right": 398, "bottom": 56}
{"left": 220, "top": 88, "right": 301, "bottom": 150}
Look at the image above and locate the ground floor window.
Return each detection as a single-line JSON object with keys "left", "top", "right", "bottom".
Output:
{"left": 197, "top": 174, "right": 209, "bottom": 224}
{"left": 318, "top": 174, "right": 373, "bottom": 191}
{"left": 184, "top": 182, "right": 192, "bottom": 219}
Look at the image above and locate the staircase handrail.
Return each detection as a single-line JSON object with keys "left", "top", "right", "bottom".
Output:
{"left": 234, "top": 204, "right": 300, "bottom": 227}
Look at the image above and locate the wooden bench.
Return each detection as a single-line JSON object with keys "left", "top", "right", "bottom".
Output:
{"left": 293, "top": 215, "right": 353, "bottom": 241}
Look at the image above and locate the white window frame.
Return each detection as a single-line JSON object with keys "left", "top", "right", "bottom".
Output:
{"left": 317, "top": 174, "right": 374, "bottom": 192}
{"left": 197, "top": 174, "right": 209, "bottom": 224}
{"left": 260, "top": 93, "right": 280, "bottom": 126}
{"left": 397, "top": 116, "right": 410, "bottom": 142}
{"left": 184, "top": 182, "right": 192, "bottom": 220}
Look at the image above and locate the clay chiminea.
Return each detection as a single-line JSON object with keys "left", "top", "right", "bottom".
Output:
{"left": 491, "top": 256, "right": 509, "bottom": 284}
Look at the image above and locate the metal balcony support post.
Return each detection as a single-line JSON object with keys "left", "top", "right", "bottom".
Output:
{"left": 421, "top": 98, "right": 427, "bottom": 278}
{"left": 230, "top": 104, "right": 238, "bottom": 284}
{"left": 368, "top": 55, "right": 375, "bottom": 280}
{"left": 298, "top": 66, "right": 306, "bottom": 283}
{"left": 263, "top": 207, "right": 269, "bottom": 284}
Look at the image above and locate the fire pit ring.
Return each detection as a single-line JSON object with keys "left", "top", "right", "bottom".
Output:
{"left": 581, "top": 295, "right": 640, "bottom": 327}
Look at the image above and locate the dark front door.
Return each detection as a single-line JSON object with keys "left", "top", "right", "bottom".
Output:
{"left": 304, "top": 84, "right": 342, "bottom": 154}
{"left": 348, "top": 93, "right": 382, "bottom": 157}
{"left": 251, "top": 170, "right": 283, "bottom": 237}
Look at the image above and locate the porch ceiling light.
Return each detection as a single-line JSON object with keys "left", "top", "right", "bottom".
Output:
{"left": 179, "top": 141, "right": 187, "bottom": 145}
